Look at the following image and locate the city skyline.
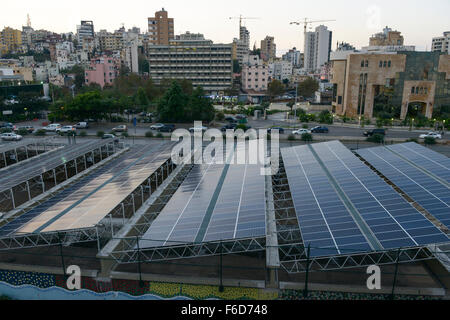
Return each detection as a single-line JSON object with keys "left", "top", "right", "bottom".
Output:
{"left": 1, "top": 0, "right": 449, "bottom": 53}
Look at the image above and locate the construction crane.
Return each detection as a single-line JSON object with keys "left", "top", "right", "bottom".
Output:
{"left": 229, "top": 15, "right": 260, "bottom": 30}
{"left": 290, "top": 18, "right": 336, "bottom": 35}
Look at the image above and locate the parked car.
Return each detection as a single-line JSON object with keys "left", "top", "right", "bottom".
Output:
{"left": 311, "top": 126, "right": 329, "bottom": 133}
{"left": 57, "top": 126, "right": 76, "bottom": 134}
{"left": 43, "top": 124, "right": 62, "bottom": 132}
{"left": 75, "top": 122, "right": 89, "bottom": 129}
{"left": 267, "top": 127, "right": 285, "bottom": 134}
{"left": 159, "top": 124, "right": 176, "bottom": 133}
{"left": 221, "top": 123, "right": 237, "bottom": 132}
{"left": 0, "top": 133, "right": 22, "bottom": 141}
{"left": 112, "top": 125, "right": 128, "bottom": 132}
{"left": 102, "top": 134, "right": 120, "bottom": 142}
{"left": 419, "top": 132, "right": 442, "bottom": 139}
{"left": 0, "top": 122, "right": 14, "bottom": 129}
{"left": 150, "top": 123, "right": 166, "bottom": 130}
{"left": 235, "top": 114, "right": 247, "bottom": 120}
{"left": 364, "top": 129, "right": 386, "bottom": 137}
{"left": 293, "top": 129, "right": 311, "bottom": 135}
{"left": 225, "top": 116, "right": 238, "bottom": 123}
{"left": 14, "top": 126, "right": 35, "bottom": 134}
{"left": 189, "top": 126, "right": 208, "bottom": 133}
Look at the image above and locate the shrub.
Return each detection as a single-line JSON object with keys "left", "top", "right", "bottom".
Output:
{"left": 406, "top": 138, "right": 418, "bottom": 143}
{"left": 17, "top": 128, "right": 29, "bottom": 136}
{"left": 145, "top": 131, "right": 154, "bottom": 138}
{"left": 302, "top": 124, "right": 309, "bottom": 129}
{"left": 424, "top": 137, "right": 436, "bottom": 145}
{"left": 215, "top": 111, "right": 225, "bottom": 122}
{"left": 122, "top": 132, "right": 129, "bottom": 138}
{"left": 79, "top": 131, "right": 87, "bottom": 137}
{"left": 367, "top": 133, "right": 385, "bottom": 143}
{"left": 34, "top": 129, "right": 46, "bottom": 136}
{"left": 156, "top": 133, "right": 164, "bottom": 138}
{"left": 288, "top": 134, "right": 296, "bottom": 141}
{"left": 96, "top": 131, "right": 105, "bottom": 138}
{"left": 301, "top": 133, "right": 313, "bottom": 142}
{"left": 0, "top": 128, "right": 12, "bottom": 133}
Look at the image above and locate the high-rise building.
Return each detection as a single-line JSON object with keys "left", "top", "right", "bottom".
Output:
{"left": 261, "top": 36, "right": 276, "bottom": 61}
{"left": 432, "top": 32, "right": 450, "bottom": 54}
{"left": 148, "top": 8, "right": 174, "bottom": 45}
{"left": 239, "top": 26, "right": 250, "bottom": 50}
{"left": 304, "top": 25, "right": 332, "bottom": 72}
{"left": 77, "top": 21, "right": 95, "bottom": 47}
{"left": 147, "top": 32, "right": 232, "bottom": 93}
{"left": 0, "top": 27, "right": 23, "bottom": 53}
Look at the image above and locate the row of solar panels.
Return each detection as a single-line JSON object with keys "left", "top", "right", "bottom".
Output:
{"left": 0, "top": 141, "right": 171, "bottom": 237}
{"left": 282, "top": 141, "right": 449, "bottom": 257}
{"left": 139, "top": 143, "right": 267, "bottom": 249}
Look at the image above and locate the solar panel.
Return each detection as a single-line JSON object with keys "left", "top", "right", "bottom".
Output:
{"left": 139, "top": 144, "right": 267, "bottom": 249}
{"left": 357, "top": 144, "right": 450, "bottom": 230}
{"left": 386, "top": 142, "right": 450, "bottom": 184}
{"left": 321, "top": 141, "right": 448, "bottom": 247}
{"left": 281, "top": 145, "right": 372, "bottom": 257}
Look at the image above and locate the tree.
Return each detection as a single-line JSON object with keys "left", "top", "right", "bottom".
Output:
{"left": 135, "top": 87, "right": 149, "bottom": 110}
{"left": 187, "top": 87, "right": 215, "bottom": 123}
{"left": 64, "top": 91, "right": 108, "bottom": 121}
{"left": 157, "top": 81, "right": 188, "bottom": 122}
{"left": 298, "top": 78, "right": 319, "bottom": 98}
{"left": 318, "top": 110, "right": 333, "bottom": 124}
{"left": 268, "top": 80, "right": 285, "bottom": 101}
{"left": 179, "top": 79, "right": 194, "bottom": 96}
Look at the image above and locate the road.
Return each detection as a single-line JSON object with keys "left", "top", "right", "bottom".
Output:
{"left": 6, "top": 116, "right": 449, "bottom": 142}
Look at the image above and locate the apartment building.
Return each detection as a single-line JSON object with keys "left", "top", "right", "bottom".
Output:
{"left": 147, "top": 32, "right": 232, "bottom": 93}
{"left": 241, "top": 55, "right": 268, "bottom": 92}
{"left": 282, "top": 47, "right": 302, "bottom": 67}
{"left": 304, "top": 25, "right": 332, "bottom": 72}
{"left": 330, "top": 51, "right": 450, "bottom": 120}
{"left": 261, "top": 36, "right": 276, "bottom": 62}
{"left": 0, "top": 27, "right": 23, "bottom": 53}
{"left": 269, "top": 60, "right": 293, "bottom": 81}
{"left": 432, "top": 32, "right": 450, "bottom": 54}
{"left": 148, "top": 8, "right": 174, "bottom": 45}
{"left": 369, "top": 26, "right": 404, "bottom": 46}
{"left": 85, "top": 55, "right": 120, "bottom": 88}
{"left": 77, "top": 21, "right": 95, "bottom": 47}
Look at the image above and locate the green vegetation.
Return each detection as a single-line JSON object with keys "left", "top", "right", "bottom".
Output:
{"left": 424, "top": 137, "right": 436, "bottom": 145}
{"left": 367, "top": 134, "right": 385, "bottom": 143}
{"left": 145, "top": 131, "right": 154, "bottom": 138}
{"left": 34, "top": 129, "right": 46, "bottom": 136}
{"left": 79, "top": 131, "right": 87, "bottom": 137}
{"left": 297, "top": 78, "right": 319, "bottom": 98}
{"left": 96, "top": 131, "right": 105, "bottom": 138}
{"left": 288, "top": 134, "right": 296, "bottom": 141}
{"left": 301, "top": 133, "right": 313, "bottom": 142}
{"left": 318, "top": 110, "right": 333, "bottom": 124}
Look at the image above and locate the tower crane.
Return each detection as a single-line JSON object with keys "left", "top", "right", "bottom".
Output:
{"left": 229, "top": 15, "right": 260, "bottom": 30}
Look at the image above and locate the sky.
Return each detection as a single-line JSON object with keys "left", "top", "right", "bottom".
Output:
{"left": 2, "top": 0, "right": 449, "bottom": 53}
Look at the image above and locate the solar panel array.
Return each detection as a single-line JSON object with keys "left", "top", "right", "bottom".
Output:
{"left": 357, "top": 143, "right": 450, "bottom": 230}
{"left": 281, "top": 141, "right": 449, "bottom": 257}
{"left": 139, "top": 146, "right": 266, "bottom": 249}
{"left": 0, "top": 142, "right": 171, "bottom": 236}
{"left": 386, "top": 142, "right": 450, "bottom": 184}
{"left": 281, "top": 146, "right": 372, "bottom": 257}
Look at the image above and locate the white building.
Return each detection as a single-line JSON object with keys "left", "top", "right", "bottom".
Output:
{"left": 242, "top": 54, "right": 262, "bottom": 66}
{"left": 269, "top": 60, "right": 293, "bottom": 81}
{"left": 122, "top": 32, "right": 139, "bottom": 73}
{"left": 241, "top": 55, "right": 268, "bottom": 92}
{"left": 432, "top": 32, "right": 450, "bottom": 54}
{"left": 282, "top": 48, "right": 302, "bottom": 67}
{"left": 304, "top": 25, "right": 332, "bottom": 73}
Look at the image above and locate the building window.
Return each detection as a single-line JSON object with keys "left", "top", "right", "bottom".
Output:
{"left": 379, "top": 61, "right": 383, "bottom": 68}
{"left": 365, "top": 60, "right": 369, "bottom": 67}
{"left": 411, "top": 87, "right": 415, "bottom": 94}
{"left": 383, "top": 61, "right": 387, "bottom": 68}
{"left": 361, "top": 60, "right": 365, "bottom": 67}
{"left": 388, "top": 61, "right": 391, "bottom": 68}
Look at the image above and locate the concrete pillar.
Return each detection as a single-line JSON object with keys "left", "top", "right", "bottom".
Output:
{"left": 26, "top": 181, "right": 31, "bottom": 201}
{"left": 401, "top": 101, "right": 409, "bottom": 120}
{"left": 425, "top": 103, "right": 433, "bottom": 119}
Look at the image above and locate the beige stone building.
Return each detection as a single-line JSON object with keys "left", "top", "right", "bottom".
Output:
{"left": 330, "top": 51, "right": 450, "bottom": 119}
{"left": 148, "top": 8, "right": 174, "bottom": 45}
{"left": 261, "top": 36, "right": 276, "bottom": 62}
{"left": 369, "top": 27, "right": 404, "bottom": 46}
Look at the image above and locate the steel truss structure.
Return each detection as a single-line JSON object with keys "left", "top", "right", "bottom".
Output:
{"left": 111, "top": 237, "right": 267, "bottom": 264}
{"left": 0, "top": 140, "right": 120, "bottom": 212}
{"left": 279, "top": 244, "right": 442, "bottom": 274}
{"left": 0, "top": 156, "right": 177, "bottom": 251}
